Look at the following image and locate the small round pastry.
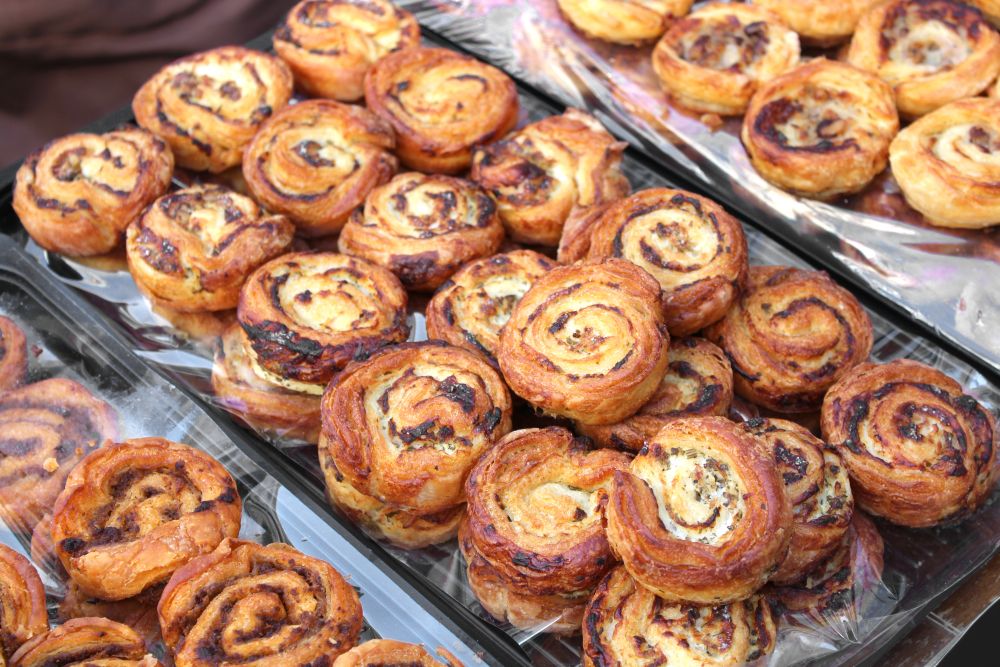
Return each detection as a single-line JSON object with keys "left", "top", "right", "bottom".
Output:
{"left": 556, "top": 0, "right": 693, "bottom": 45}
{"left": 274, "top": 0, "right": 420, "bottom": 102}
{"left": 52, "top": 437, "right": 242, "bottom": 601}
{"left": 743, "top": 417, "right": 854, "bottom": 585}
{"left": 498, "top": 259, "right": 670, "bottom": 425}
{"left": 211, "top": 324, "right": 321, "bottom": 443}
{"left": 821, "top": 359, "right": 997, "bottom": 527}
{"left": 322, "top": 341, "right": 512, "bottom": 512}
{"left": 889, "top": 98, "right": 1000, "bottom": 229}
{"left": 741, "top": 58, "right": 899, "bottom": 200}
{"left": 651, "top": 3, "right": 800, "bottom": 115}
{"left": 606, "top": 417, "right": 792, "bottom": 604}
{"left": 752, "top": 0, "right": 880, "bottom": 47}
{"left": 578, "top": 337, "right": 733, "bottom": 452}
{"left": 0, "top": 378, "right": 118, "bottom": 535}
{"left": 238, "top": 252, "right": 409, "bottom": 392}
{"left": 0, "top": 316, "right": 27, "bottom": 392}
{"left": 705, "top": 265, "right": 874, "bottom": 414}
{"left": 470, "top": 109, "right": 630, "bottom": 246}
{"left": 334, "top": 640, "right": 461, "bottom": 667}
{"left": 582, "top": 566, "right": 778, "bottom": 667}
{"left": 425, "top": 250, "right": 557, "bottom": 363}
{"left": 13, "top": 127, "right": 173, "bottom": 256}
{"left": 364, "top": 47, "right": 519, "bottom": 174}
{"left": 8, "top": 618, "right": 161, "bottom": 667}
{"left": 338, "top": 173, "right": 505, "bottom": 291}
{"left": 158, "top": 538, "right": 363, "bottom": 666}
{"left": 0, "top": 544, "right": 48, "bottom": 665}
{"left": 243, "top": 99, "right": 397, "bottom": 237}
{"left": 464, "top": 427, "right": 631, "bottom": 595}
{"left": 846, "top": 0, "right": 1000, "bottom": 118}
{"left": 585, "top": 188, "right": 749, "bottom": 337}
{"left": 126, "top": 186, "right": 295, "bottom": 312}
{"left": 133, "top": 46, "right": 293, "bottom": 173}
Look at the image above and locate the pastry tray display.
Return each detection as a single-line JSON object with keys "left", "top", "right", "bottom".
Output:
{"left": 394, "top": 0, "right": 1000, "bottom": 383}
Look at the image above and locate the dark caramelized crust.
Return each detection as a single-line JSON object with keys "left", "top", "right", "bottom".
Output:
{"left": 470, "top": 109, "right": 630, "bottom": 246}
{"left": 425, "top": 250, "right": 556, "bottom": 363}
{"left": 754, "top": 0, "right": 881, "bottom": 46}
{"left": 741, "top": 58, "right": 899, "bottom": 200}
{"left": 743, "top": 418, "right": 854, "bottom": 585}
{"left": 334, "top": 639, "right": 462, "bottom": 667}
{"left": 274, "top": 0, "right": 420, "bottom": 102}
{"left": 13, "top": 127, "right": 173, "bottom": 256}
{"left": 497, "top": 259, "right": 670, "bottom": 425}
{"left": 52, "top": 437, "right": 242, "bottom": 601}
{"left": 606, "top": 417, "right": 792, "bottom": 604}
{"left": 820, "top": 359, "right": 997, "bottom": 527}
{"left": 211, "top": 324, "right": 321, "bottom": 444}
{"left": 364, "top": 47, "right": 519, "bottom": 174}
{"left": 582, "top": 566, "right": 777, "bottom": 667}
{"left": 9, "top": 618, "right": 160, "bottom": 667}
{"left": 0, "top": 378, "right": 118, "bottom": 535}
{"left": 847, "top": 0, "right": 1000, "bottom": 118}
{"left": 705, "top": 265, "right": 874, "bottom": 414}
{"left": 0, "top": 317, "right": 27, "bottom": 392}
{"left": 322, "top": 341, "right": 512, "bottom": 512}
{"left": 132, "top": 46, "right": 293, "bottom": 173}
{"left": 237, "top": 251, "right": 409, "bottom": 391}
{"left": 126, "top": 186, "right": 295, "bottom": 312}
{"left": 243, "top": 99, "right": 398, "bottom": 237}
{"left": 158, "top": 539, "right": 363, "bottom": 666}
{"left": 338, "top": 173, "right": 505, "bottom": 291}
{"left": 0, "top": 544, "right": 48, "bottom": 664}
{"left": 584, "top": 188, "right": 749, "bottom": 337}
{"left": 556, "top": 0, "right": 693, "bottom": 45}
{"left": 578, "top": 337, "right": 733, "bottom": 452}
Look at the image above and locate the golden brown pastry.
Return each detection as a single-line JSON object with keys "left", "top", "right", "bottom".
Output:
{"left": 557, "top": 0, "right": 693, "bottom": 45}
{"left": 0, "top": 317, "right": 26, "bottom": 392}
{"left": 846, "top": 0, "right": 1000, "bottom": 118}
{"left": 338, "top": 173, "right": 505, "bottom": 291}
{"left": 274, "top": 0, "right": 421, "bottom": 102}
{"left": 578, "top": 337, "right": 733, "bottom": 452}
{"left": 52, "top": 437, "right": 242, "bottom": 600}
{"left": 971, "top": 0, "right": 1000, "bottom": 26}
{"left": 584, "top": 189, "right": 749, "bottom": 337}
{"left": 238, "top": 252, "right": 409, "bottom": 393}
{"left": 126, "top": 186, "right": 295, "bottom": 312}
{"left": 498, "top": 259, "right": 670, "bottom": 425}
{"left": 8, "top": 618, "right": 161, "bottom": 667}
{"left": 821, "top": 359, "right": 997, "bottom": 527}
{"left": 470, "top": 109, "right": 630, "bottom": 246}
{"left": 743, "top": 417, "right": 854, "bottom": 585}
{"left": 13, "top": 128, "right": 173, "bottom": 256}
{"left": 159, "top": 538, "right": 363, "bottom": 666}
{"left": 243, "top": 99, "right": 397, "bottom": 237}
{"left": 752, "top": 0, "right": 880, "bottom": 46}
{"left": 321, "top": 341, "right": 512, "bottom": 513}
{"left": 58, "top": 582, "right": 163, "bottom": 648}
{"left": 425, "top": 250, "right": 557, "bottom": 363}
{"left": 606, "top": 417, "right": 792, "bottom": 604}
{"left": 334, "top": 640, "right": 461, "bottom": 667}
{"left": 741, "top": 58, "right": 899, "bottom": 200}
{"left": 0, "top": 544, "right": 48, "bottom": 666}
{"left": 582, "top": 566, "right": 777, "bottom": 667}
{"left": 133, "top": 46, "right": 293, "bottom": 173}
{"left": 706, "top": 266, "right": 874, "bottom": 414}
{"left": 889, "top": 98, "right": 1000, "bottom": 228}
{"left": 652, "top": 3, "right": 800, "bottom": 115}
{"left": 364, "top": 47, "right": 519, "bottom": 174}
{"left": 0, "top": 378, "right": 118, "bottom": 535}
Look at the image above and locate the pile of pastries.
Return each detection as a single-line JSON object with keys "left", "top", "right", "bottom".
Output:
{"left": 8, "top": 0, "right": 1000, "bottom": 664}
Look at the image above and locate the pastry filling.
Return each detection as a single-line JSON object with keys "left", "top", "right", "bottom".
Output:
{"left": 755, "top": 86, "right": 858, "bottom": 152}
{"left": 884, "top": 7, "right": 973, "bottom": 75}
{"left": 380, "top": 177, "right": 495, "bottom": 238}
{"left": 501, "top": 480, "right": 603, "bottom": 537}
{"left": 931, "top": 123, "right": 1000, "bottom": 166}
{"left": 679, "top": 16, "right": 770, "bottom": 74}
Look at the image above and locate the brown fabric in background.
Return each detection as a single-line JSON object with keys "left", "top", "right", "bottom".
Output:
{"left": 0, "top": 0, "right": 296, "bottom": 166}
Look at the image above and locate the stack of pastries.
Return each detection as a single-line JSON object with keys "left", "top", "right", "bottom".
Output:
{"left": 8, "top": 0, "right": 1000, "bottom": 664}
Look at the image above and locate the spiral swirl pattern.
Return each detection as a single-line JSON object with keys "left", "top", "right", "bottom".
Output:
{"left": 0, "top": 545, "right": 47, "bottom": 666}
{"left": 753, "top": 0, "right": 880, "bottom": 46}
{"left": 52, "top": 437, "right": 242, "bottom": 600}
{"left": 821, "top": 359, "right": 997, "bottom": 527}
{"left": 556, "top": 0, "right": 693, "bottom": 45}
{"left": 9, "top": 618, "right": 160, "bottom": 667}
{"left": 0, "top": 317, "right": 26, "bottom": 392}
{"left": 133, "top": 46, "right": 293, "bottom": 172}
{"left": 339, "top": 173, "right": 504, "bottom": 291}
{"left": 13, "top": 128, "right": 173, "bottom": 256}
{"left": 244, "top": 99, "right": 397, "bottom": 237}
